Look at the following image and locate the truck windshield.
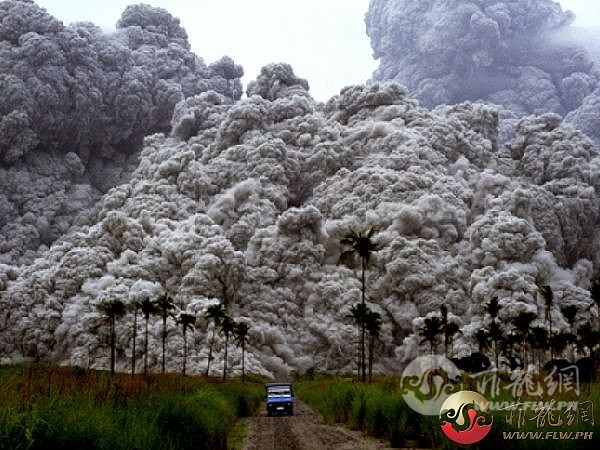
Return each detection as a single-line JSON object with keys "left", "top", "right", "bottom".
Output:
{"left": 267, "top": 388, "right": 291, "bottom": 397}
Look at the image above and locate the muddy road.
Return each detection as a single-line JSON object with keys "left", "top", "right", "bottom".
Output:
{"left": 243, "top": 400, "right": 392, "bottom": 450}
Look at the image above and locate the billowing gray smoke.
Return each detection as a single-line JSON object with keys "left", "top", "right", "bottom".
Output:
{"left": 1, "top": 63, "right": 598, "bottom": 377}
{"left": 0, "top": 0, "right": 243, "bottom": 264}
{"left": 366, "top": 0, "right": 600, "bottom": 143}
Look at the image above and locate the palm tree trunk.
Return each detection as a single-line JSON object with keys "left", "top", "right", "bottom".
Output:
{"left": 206, "top": 326, "right": 216, "bottom": 377}
{"left": 110, "top": 317, "right": 116, "bottom": 374}
{"left": 361, "top": 257, "right": 366, "bottom": 383}
{"left": 368, "top": 335, "right": 374, "bottom": 382}
{"left": 223, "top": 332, "right": 229, "bottom": 380}
{"left": 162, "top": 313, "right": 167, "bottom": 374}
{"left": 144, "top": 316, "right": 149, "bottom": 375}
{"left": 241, "top": 340, "right": 245, "bottom": 383}
{"left": 131, "top": 305, "right": 138, "bottom": 376}
{"left": 183, "top": 328, "right": 187, "bottom": 376}
{"left": 356, "top": 324, "right": 361, "bottom": 381}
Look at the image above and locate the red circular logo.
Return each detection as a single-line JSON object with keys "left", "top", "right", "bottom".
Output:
{"left": 439, "top": 391, "right": 493, "bottom": 445}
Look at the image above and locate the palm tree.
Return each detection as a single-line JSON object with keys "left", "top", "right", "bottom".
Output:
{"left": 364, "top": 310, "right": 381, "bottom": 382}
{"left": 528, "top": 326, "right": 549, "bottom": 372}
{"left": 154, "top": 292, "right": 176, "bottom": 374}
{"left": 550, "top": 332, "right": 572, "bottom": 359}
{"left": 234, "top": 321, "right": 250, "bottom": 382}
{"left": 130, "top": 300, "right": 139, "bottom": 376}
{"left": 539, "top": 285, "right": 554, "bottom": 358}
{"left": 419, "top": 315, "right": 443, "bottom": 355}
{"left": 484, "top": 297, "right": 500, "bottom": 318}
{"left": 97, "top": 299, "right": 126, "bottom": 374}
{"left": 512, "top": 311, "right": 537, "bottom": 367}
{"left": 440, "top": 305, "right": 461, "bottom": 358}
{"left": 220, "top": 314, "right": 236, "bottom": 380}
{"left": 140, "top": 297, "right": 157, "bottom": 375}
{"left": 178, "top": 313, "right": 196, "bottom": 376}
{"left": 484, "top": 297, "right": 502, "bottom": 369}
{"left": 561, "top": 305, "right": 578, "bottom": 361}
{"left": 348, "top": 303, "right": 368, "bottom": 380}
{"left": 474, "top": 328, "right": 490, "bottom": 354}
{"left": 340, "top": 227, "right": 380, "bottom": 382}
{"left": 577, "top": 323, "right": 600, "bottom": 357}
{"left": 488, "top": 321, "right": 504, "bottom": 370}
{"left": 204, "top": 303, "right": 226, "bottom": 377}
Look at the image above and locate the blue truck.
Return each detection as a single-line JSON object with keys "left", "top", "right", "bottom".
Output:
{"left": 265, "top": 383, "right": 294, "bottom": 416}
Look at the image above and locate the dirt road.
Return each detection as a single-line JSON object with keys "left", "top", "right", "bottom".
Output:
{"left": 243, "top": 400, "right": 393, "bottom": 450}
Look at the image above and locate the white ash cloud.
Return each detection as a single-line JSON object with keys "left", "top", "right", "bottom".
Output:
{"left": 365, "top": 0, "right": 600, "bottom": 144}
{"left": 0, "top": 61, "right": 598, "bottom": 376}
{"left": 0, "top": 0, "right": 243, "bottom": 264}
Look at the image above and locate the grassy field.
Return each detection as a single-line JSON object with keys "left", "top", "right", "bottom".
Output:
{"left": 0, "top": 364, "right": 263, "bottom": 450}
{"left": 297, "top": 375, "right": 599, "bottom": 449}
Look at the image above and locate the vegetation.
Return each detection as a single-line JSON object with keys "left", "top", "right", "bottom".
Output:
{"left": 339, "top": 227, "right": 380, "bottom": 382}
{"left": 233, "top": 322, "right": 250, "bottom": 383}
{"left": 178, "top": 313, "right": 196, "bottom": 376}
{"left": 297, "top": 376, "right": 599, "bottom": 450}
{"left": 96, "top": 299, "right": 126, "bottom": 374}
{"left": 0, "top": 364, "right": 262, "bottom": 450}
{"left": 139, "top": 297, "right": 158, "bottom": 375}
{"left": 205, "top": 303, "right": 226, "bottom": 377}
{"left": 154, "top": 292, "right": 176, "bottom": 374}
{"left": 220, "top": 314, "right": 236, "bottom": 381}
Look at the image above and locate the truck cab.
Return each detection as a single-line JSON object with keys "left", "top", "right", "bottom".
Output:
{"left": 265, "top": 383, "right": 294, "bottom": 416}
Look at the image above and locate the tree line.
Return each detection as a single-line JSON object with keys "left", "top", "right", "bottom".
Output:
{"left": 417, "top": 283, "right": 600, "bottom": 374}
{"left": 339, "top": 227, "right": 600, "bottom": 381}
{"left": 96, "top": 293, "right": 250, "bottom": 380}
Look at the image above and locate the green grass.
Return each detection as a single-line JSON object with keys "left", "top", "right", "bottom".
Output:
{"left": 297, "top": 377, "right": 600, "bottom": 449}
{"left": 226, "top": 418, "right": 248, "bottom": 450}
{"left": 0, "top": 364, "right": 262, "bottom": 450}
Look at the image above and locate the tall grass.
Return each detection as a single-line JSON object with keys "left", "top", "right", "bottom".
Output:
{"left": 0, "top": 364, "right": 262, "bottom": 450}
{"left": 297, "top": 377, "right": 599, "bottom": 450}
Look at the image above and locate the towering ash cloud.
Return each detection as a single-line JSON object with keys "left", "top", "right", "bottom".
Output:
{"left": 0, "top": 0, "right": 243, "bottom": 264}
{"left": 365, "top": 0, "right": 600, "bottom": 143}
{"left": 1, "top": 62, "right": 597, "bottom": 377}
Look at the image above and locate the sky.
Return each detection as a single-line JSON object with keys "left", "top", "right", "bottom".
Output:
{"left": 35, "top": 0, "right": 600, "bottom": 102}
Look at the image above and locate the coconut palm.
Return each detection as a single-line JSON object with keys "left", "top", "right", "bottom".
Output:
{"left": 364, "top": 309, "right": 381, "bottom": 382}
{"left": 419, "top": 315, "right": 443, "bottom": 355}
{"left": 473, "top": 328, "right": 490, "bottom": 353}
{"left": 488, "top": 321, "right": 504, "bottom": 369}
{"left": 139, "top": 297, "right": 157, "bottom": 375}
{"left": 539, "top": 285, "right": 554, "bottom": 356}
{"left": 528, "top": 326, "right": 549, "bottom": 372}
{"left": 561, "top": 305, "right": 578, "bottom": 361}
{"left": 577, "top": 323, "right": 600, "bottom": 357}
{"left": 348, "top": 303, "right": 368, "bottom": 380}
{"left": 340, "top": 227, "right": 380, "bottom": 382}
{"left": 512, "top": 311, "right": 537, "bottom": 367}
{"left": 484, "top": 297, "right": 502, "bottom": 369}
{"left": 97, "top": 299, "right": 126, "bottom": 374}
{"left": 550, "top": 332, "right": 572, "bottom": 359}
{"left": 178, "top": 313, "right": 196, "bottom": 376}
{"left": 234, "top": 321, "right": 250, "bottom": 382}
{"left": 440, "top": 305, "right": 461, "bottom": 358}
{"left": 154, "top": 292, "right": 176, "bottom": 374}
{"left": 220, "top": 314, "right": 236, "bottom": 380}
{"left": 130, "top": 300, "right": 139, "bottom": 376}
{"left": 204, "top": 303, "right": 226, "bottom": 377}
